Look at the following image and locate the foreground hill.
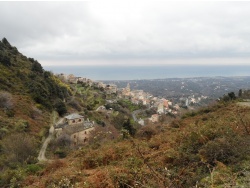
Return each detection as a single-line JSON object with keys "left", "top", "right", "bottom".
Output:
{"left": 0, "top": 38, "right": 72, "bottom": 138}
{"left": 0, "top": 38, "right": 137, "bottom": 187}
{"left": 0, "top": 38, "right": 71, "bottom": 109}
{"left": 0, "top": 38, "right": 72, "bottom": 187}
{"left": 22, "top": 101, "right": 250, "bottom": 188}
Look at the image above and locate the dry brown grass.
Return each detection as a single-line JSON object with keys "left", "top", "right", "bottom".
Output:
{"left": 22, "top": 102, "right": 250, "bottom": 187}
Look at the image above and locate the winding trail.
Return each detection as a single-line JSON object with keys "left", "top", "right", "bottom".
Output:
{"left": 132, "top": 109, "right": 142, "bottom": 122}
{"left": 38, "top": 111, "right": 61, "bottom": 162}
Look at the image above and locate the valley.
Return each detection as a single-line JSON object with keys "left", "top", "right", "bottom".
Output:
{"left": 1, "top": 38, "right": 250, "bottom": 187}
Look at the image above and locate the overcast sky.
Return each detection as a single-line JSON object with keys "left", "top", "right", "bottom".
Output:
{"left": 1, "top": 1, "right": 250, "bottom": 66}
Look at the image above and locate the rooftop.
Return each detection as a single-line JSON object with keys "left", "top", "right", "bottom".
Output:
{"left": 65, "top": 113, "right": 84, "bottom": 120}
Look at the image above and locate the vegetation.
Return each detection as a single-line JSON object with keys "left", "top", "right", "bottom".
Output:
{"left": 0, "top": 38, "right": 71, "bottom": 110}
{"left": 19, "top": 101, "right": 250, "bottom": 187}
{"left": 1, "top": 38, "right": 250, "bottom": 187}
{"left": 0, "top": 38, "right": 71, "bottom": 187}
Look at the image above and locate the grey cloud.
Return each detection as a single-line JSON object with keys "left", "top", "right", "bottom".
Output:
{"left": 1, "top": 1, "right": 250, "bottom": 65}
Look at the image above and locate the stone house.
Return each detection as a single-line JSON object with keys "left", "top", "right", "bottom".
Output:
{"left": 67, "top": 74, "right": 78, "bottom": 84}
{"left": 78, "top": 77, "right": 87, "bottom": 83}
{"left": 138, "top": 118, "right": 145, "bottom": 126}
{"left": 149, "top": 114, "right": 159, "bottom": 123}
{"left": 105, "top": 84, "right": 117, "bottom": 94}
{"left": 157, "top": 103, "right": 165, "bottom": 114}
{"left": 71, "top": 125, "right": 95, "bottom": 146}
{"left": 56, "top": 73, "right": 67, "bottom": 82}
{"left": 55, "top": 113, "right": 95, "bottom": 146}
{"left": 85, "top": 79, "right": 92, "bottom": 86}
{"left": 98, "top": 82, "right": 106, "bottom": 89}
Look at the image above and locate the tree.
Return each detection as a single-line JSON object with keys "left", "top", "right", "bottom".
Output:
{"left": 0, "top": 52, "right": 11, "bottom": 66}
{"left": 2, "top": 37, "right": 11, "bottom": 47}
{"left": 54, "top": 99, "right": 67, "bottom": 116}
{"left": 221, "top": 92, "right": 236, "bottom": 102}
{"left": 238, "top": 89, "right": 242, "bottom": 98}
{"left": 123, "top": 118, "right": 136, "bottom": 136}
{"left": 31, "top": 60, "right": 43, "bottom": 73}
{"left": 228, "top": 92, "right": 236, "bottom": 100}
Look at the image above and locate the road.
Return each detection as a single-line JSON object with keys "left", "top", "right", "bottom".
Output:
{"left": 38, "top": 111, "right": 62, "bottom": 162}
{"left": 132, "top": 109, "right": 142, "bottom": 122}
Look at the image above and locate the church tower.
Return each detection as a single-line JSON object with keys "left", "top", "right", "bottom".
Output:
{"left": 126, "top": 83, "right": 130, "bottom": 92}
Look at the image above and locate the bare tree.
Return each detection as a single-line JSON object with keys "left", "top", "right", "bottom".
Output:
{"left": 1, "top": 133, "right": 37, "bottom": 164}
{"left": 0, "top": 91, "right": 13, "bottom": 110}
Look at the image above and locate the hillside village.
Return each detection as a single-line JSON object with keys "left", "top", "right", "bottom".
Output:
{"left": 55, "top": 73, "right": 183, "bottom": 125}
{"left": 53, "top": 73, "right": 249, "bottom": 149}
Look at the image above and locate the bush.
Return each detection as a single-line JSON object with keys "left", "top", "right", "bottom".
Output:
{"left": 198, "top": 136, "right": 249, "bottom": 165}
{"left": 136, "top": 125, "right": 156, "bottom": 140}
{"left": 54, "top": 99, "right": 67, "bottom": 116}
{"left": 67, "top": 99, "right": 82, "bottom": 111}
{"left": 0, "top": 53, "right": 11, "bottom": 66}
{"left": 5, "top": 109, "right": 15, "bottom": 117}
{"left": 30, "top": 59, "right": 43, "bottom": 73}
{"left": 14, "top": 120, "right": 29, "bottom": 132}
{"left": 0, "top": 168, "right": 26, "bottom": 188}
{"left": 54, "top": 149, "right": 67, "bottom": 158}
{"left": 1, "top": 133, "right": 37, "bottom": 164}
{"left": 26, "top": 164, "right": 43, "bottom": 174}
{"left": 30, "top": 106, "right": 42, "bottom": 119}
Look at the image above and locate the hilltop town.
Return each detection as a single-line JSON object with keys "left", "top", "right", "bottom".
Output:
{"left": 55, "top": 73, "right": 187, "bottom": 125}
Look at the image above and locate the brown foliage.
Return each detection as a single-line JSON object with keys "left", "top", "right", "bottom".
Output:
{"left": 1, "top": 133, "right": 37, "bottom": 164}
{"left": 19, "top": 103, "right": 250, "bottom": 187}
{"left": 88, "top": 125, "right": 119, "bottom": 144}
{"left": 136, "top": 125, "right": 157, "bottom": 140}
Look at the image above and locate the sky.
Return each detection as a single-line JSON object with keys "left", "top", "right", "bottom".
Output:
{"left": 1, "top": 1, "right": 250, "bottom": 66}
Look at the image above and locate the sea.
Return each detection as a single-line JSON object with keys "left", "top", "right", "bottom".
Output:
{"left": 44, "top": 65, "right": 250, "bottom": 81}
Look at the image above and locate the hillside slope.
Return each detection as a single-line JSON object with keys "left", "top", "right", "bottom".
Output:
{"left": 0, "top": 38, "right": 72, "bottom": 133}
{"left": 22, "top": 101, "right": 250, "bottom": 188}
{"left": 0, "top": 38, "right": 136, "bottom": 187}
{"left": 0, "top": 38, "right": 71, "bottom": 108}
{"left": 0, "top": 38, "right": 72, "bottom": 187}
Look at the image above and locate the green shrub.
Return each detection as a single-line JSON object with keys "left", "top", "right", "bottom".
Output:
{"left": 54, "top": 149, "right": 67, "bottom": 158}
{"left": 54, "top": 99, "right": 67, "bottom": 116}
{"left": 14, "top": 120, "right": 29, "bottom": 132}
{"left": 26, "top": 164, "right": 43, "bottom": 174}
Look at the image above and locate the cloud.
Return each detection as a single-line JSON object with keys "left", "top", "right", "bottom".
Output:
{"left": 1, "top": 1, "right": 250, "bottom": 66}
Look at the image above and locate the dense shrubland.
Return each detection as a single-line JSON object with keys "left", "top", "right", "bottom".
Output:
{"left": 20, "top": 101, "right": 250, "bottom": 188}
{"left": 0, "top": 38, "right": 71, "bottom": 111}
{"left": 0, "top": 38, "right": 71, "bottom": 187}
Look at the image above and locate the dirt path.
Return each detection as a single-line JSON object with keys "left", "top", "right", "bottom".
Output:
{"left": 38, "top": 111, "right": 61, "bottom": 162}
{"left": 132, "top": 109, "right": 142, "bottom": 122}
